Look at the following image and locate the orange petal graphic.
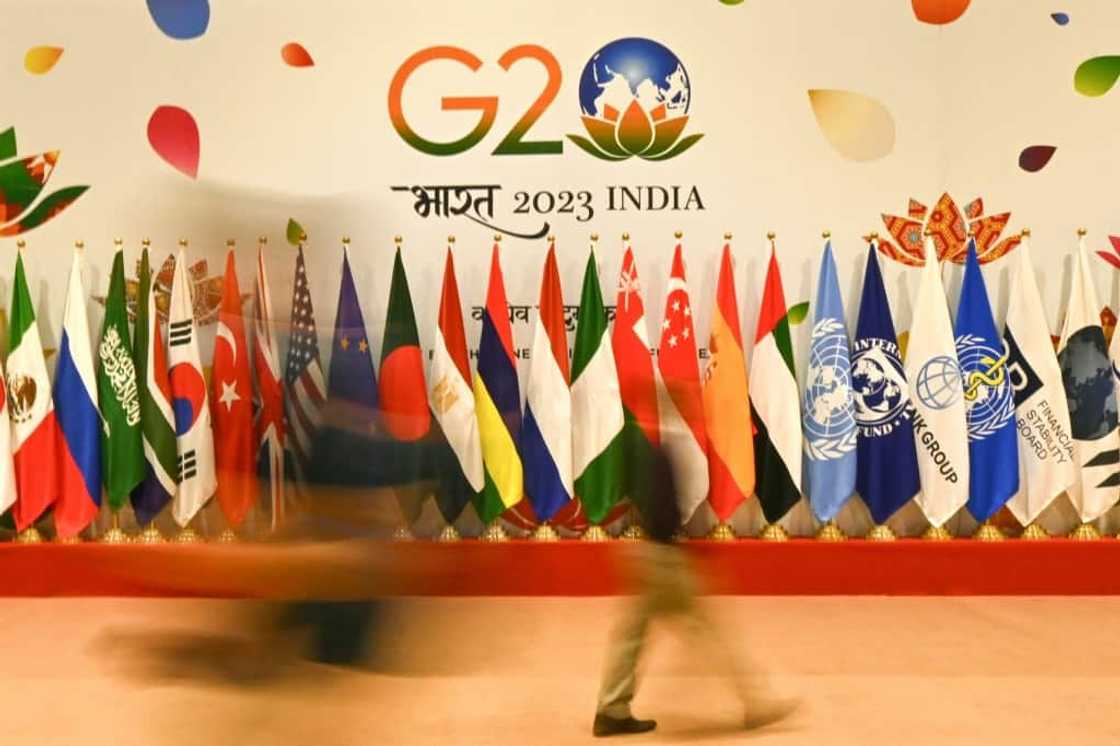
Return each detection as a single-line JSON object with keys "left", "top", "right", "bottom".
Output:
{"left": 963, "top": 198, "right": 983, "bottom": 219}
{"left": 981, "top": 234, "right": 1021, "bottom": 265}
{"left": 24, "top": 46, "right": 63, "bottom": 74}
{"left": 876, "top": 239, "right": 925, "bottom": 267}
{"left": 881, "top": 214, "right": 926, "bottom": 259}
{"left": 912, "top": 0, "right": 971, "bottom": 25}
{"left": 807, "top": 89, "right": 895, "bottom": 161}
{"left": 616, "top": 100, "right": 654, "bottom": 155}
{"left": 907, "top": 199, "right": 928, "bottom": 219}
{"left": 969, "top": 212, "right": 1010, "bottom": 255}
{"left": 926, "top": 193, "right": 967, "bottom": 262}
{"left": 281, "top": 42, "right": 314, "bottom": 68}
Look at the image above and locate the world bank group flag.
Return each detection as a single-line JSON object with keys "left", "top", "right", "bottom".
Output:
{"left": 802, "top": 240, "right": 856, "bottom": 522}
{"left": 954, "top": 238, "right": 1019, "bottom": 521}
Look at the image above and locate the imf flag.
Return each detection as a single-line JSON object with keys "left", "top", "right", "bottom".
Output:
{"left": 802, "top": 240, "right": 856, "bottom": 522}
{"left": 954, "top": 239, "right": 1019, "bottom": 521}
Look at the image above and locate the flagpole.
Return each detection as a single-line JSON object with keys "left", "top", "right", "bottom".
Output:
{"left": 530, "top": 236, "right": 563, "bottom": 543}
{"left": 580, "top": 231, "right": 611, "bottom": 543}
{"left": 386, "top": 234, "right": 419, "bottom": 542}
{"left": 215, "top": 236, "right": 242, "bottom": 546}
{"left": 436, "top": 235, "right": 464, "bottom": 543}
{"left": 480, "top": 232, "right": 511, "bottom": 544}
{"left": 758, "top": 231, "right": 792, "bottom": 543}
{"left": 8, "top": 240, "right": 44, "bottom": 545}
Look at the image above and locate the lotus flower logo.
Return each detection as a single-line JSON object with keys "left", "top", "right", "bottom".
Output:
{"left": 0, "top": 127, "right": 89, "bottom": 237}
{"left": 567, "top": 37, "right": 702, "bottom": 161}
{"left": 873, "top": 193, "right": 1022, "bottom": 266}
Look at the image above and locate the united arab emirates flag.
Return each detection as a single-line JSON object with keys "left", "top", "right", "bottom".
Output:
{"left": 572, "top": 250, "right": 625, "bottom": 525}
{"left": 749, "top": 244, "right": 802, "bottom": 523}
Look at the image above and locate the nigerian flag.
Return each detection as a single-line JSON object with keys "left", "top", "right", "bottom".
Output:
{"left": 571, "top": 250, "right": 625, "bottom": 524}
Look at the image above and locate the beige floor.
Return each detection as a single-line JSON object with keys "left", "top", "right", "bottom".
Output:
{"left": 0, "top": 596, "right": 1118, "bottom": 745}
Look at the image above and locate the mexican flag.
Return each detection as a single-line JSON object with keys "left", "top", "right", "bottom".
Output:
{"left": 571, "top": 249, "right": 625, "bottom": 525}
{"left": 7, "top": 252, "right": 58, "bottom": 530}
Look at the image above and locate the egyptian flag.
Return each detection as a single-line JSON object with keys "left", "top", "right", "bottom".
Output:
{"left": 521, "top": 243, "right": 572, "bottom": 522}
{"left": 749, "top": 243, "right": 802, "bottom": 523}
{"left": 473, "top": 244, "right": 523, "bottom": 525}
{"left": 53, "top": 247, "right": 101, "bottom": 538}
{"left": 612, "top": 246, "right": 659, "bottom": 514}
{"left": 168, "top": 247, "right": 217, "bottom": 527}
{"left": 1058, "top": 236, "right": 1120, "bottom": 522}
{"left": 428, "top": 247, "right": 484, "bottom": 523}
{"left": 703, "top": 242, "right": 755, "bottom": 522}
{"left": 212, "top": 251, "right": 256, "bottom": 528}
{"left": 8, "top": 252, "right": 58, "bottom": 530}
{"left": 657, "top": 244, "right": 708, "bottom": 521}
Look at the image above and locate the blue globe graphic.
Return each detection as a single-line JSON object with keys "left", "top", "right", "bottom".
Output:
{"left": 577, "top": 38, "right": 691, "bottom": 119}
{"left": 915, "top": 355, "right": 962, "bottom": 410}
{"left": 803, "top": 336, "right": 855, "bottom": 439}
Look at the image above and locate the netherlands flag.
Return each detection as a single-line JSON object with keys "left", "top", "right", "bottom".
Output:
{"left": 53, "top": 248, "right": 101, "bottom": 538}
{"left": 520, "top": 243, "right": 573, "bottom": 523}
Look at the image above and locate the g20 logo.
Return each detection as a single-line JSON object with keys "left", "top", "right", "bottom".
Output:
{"left": 388, "top": 37, "right": 702, "bottom": 161}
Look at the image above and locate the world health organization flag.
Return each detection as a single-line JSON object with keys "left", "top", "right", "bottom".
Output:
{"left": 802, "top": 240, "right": 856, "bottom": 522}
{"left": 954, "top": 239, "right": 1019, "bottom": 521}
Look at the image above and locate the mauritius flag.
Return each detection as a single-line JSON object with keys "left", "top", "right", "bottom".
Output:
{"left": 473, "top": 244, "right": 523, "bottom": 525}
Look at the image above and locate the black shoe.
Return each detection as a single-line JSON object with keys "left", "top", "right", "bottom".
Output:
{"left": 593, "top": 714, "right": 657, "bottom": 737}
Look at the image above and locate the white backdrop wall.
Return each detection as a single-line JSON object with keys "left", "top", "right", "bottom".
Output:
{"left": 4, "top": 0, "right": 1120, "bottom": 536}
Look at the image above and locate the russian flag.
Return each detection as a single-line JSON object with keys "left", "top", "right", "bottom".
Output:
{"left": 53, "top": 248, "right": 101, "bottom": 539}
{"left": 520, "top": 243, "right": 573, "bottom": 523}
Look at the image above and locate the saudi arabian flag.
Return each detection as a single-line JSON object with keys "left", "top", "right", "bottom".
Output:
{"left": 571, "top": 250, "right": 626, "bottom": 524}
{"left": 97, "top": 249, "right": 145, "bottom": 510}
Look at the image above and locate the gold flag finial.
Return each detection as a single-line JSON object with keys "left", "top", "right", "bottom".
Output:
{"left": 869, "top": 231, "right": 879, "bottom": 241}
{"left": 226, "top": 238, "right": 236, "bottom": 247}
{"left": 113, "top": 237, "right": 123, "bottom": 247}
{"left": 258, "top": 235, "right": 268, "bottom": 244}
{"left": 590, "top": 232, "right": 599, "bottom": 242}
{"left": 299, "top": 231, "right": 308, "bottom": 242}
{"left": 178, "top": 238, "right": 188, "bottom": 248}
{"left": 622, "top": 232, "right": 630, "bottom": 241}
{"left": 923, "top": 227, "right": 933, "bottom": 237}
{"left": 142, "top": 237, "right": 151, "bottom": 247}
{"left": 766, "top": 231, "right": 776, "bottom": 240}
{"left": 822, "top": 230, "right": 831, "bottom": 239}
{"left": 16, "top": 240, "right": 25, "bottom": 250}
{"left": 1077, "top": 227, "right": 1088, "bottom": 237}
{"left": 392, "top": 235, "right": 400, "bottom": 245}
{"left": 76, "top": 240, "right": 85, "bottom": 250}
{"left": 448, "top": 235, "right": 456, "bottom": 244}
{"left": 343, "top": 236, "right": 352, "bottom": 245}
{"left": 547, "top": 234, "right": 555, "bottom": 242}
{"left": 1020, "top": 227, "right": 1031, "bottom": 238}
{"left": 673, "top": 230, "right": 683, "bottom": 239}
{"left": 493, "top": 233, "right": 503, "bottom": 242}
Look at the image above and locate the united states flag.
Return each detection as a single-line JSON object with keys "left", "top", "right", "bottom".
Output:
{"left": 284, "top": 245, "right": 326, "bottom": 484}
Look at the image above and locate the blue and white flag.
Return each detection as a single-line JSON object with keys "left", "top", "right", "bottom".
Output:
{"left": 1057, "top": 236, "right": 1120, "bottom": 522}
{"left": 852, "top": 245, "right": 920, "bottom": 524}
{"left": 954, "top": 238, "right": 1019, "bottom": 521}
{"left": 802, "top": 240, "right": 856, "bottom": 522}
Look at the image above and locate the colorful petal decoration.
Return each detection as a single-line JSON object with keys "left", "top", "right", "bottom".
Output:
{"left": 0, "top": 128, "right": 15, "bottom": 161}
{"left": 24, "top": 46, "right": 63, "bottom": 75}
{"left": 1051, "top": 12, "right": 1069, "bottom": 25}
{"left": 1074, "top": 56, "right": 1120, "bottom": 97}
{"left": 807, "top": 89, "right": 895, "bottom": 162}
{"left": 1097, "top": 236, "right": 1120, "bottom": 269}
{"left": 146, "top": 0, "right": 210, "bottom": 40}
{"left": 787, "top": 301, "right": 810, "bottom": 326}
{"left": 147, "top": 105, "right": 200, "bottom": 179}
{"left": 281, "top": 42, "right": 314, "bottom": 68}
{"left": 911, "top": 0, "right": 971, "bottom": 25}
{"left": 877, "top": 192, "right": 1021, "bottom": 266}
{"left": 1018, "top": 145, "right": 1056, "bottom": 172}
{"left": 286, "top": 218, "right": 305, "bottom": 245}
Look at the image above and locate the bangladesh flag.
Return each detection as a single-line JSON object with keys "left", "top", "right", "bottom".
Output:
{"left": 98, "top": 249, "right": 145, "bottom": 509}
{"left": 571, "top": 250, "right": 625, "bottom": 524}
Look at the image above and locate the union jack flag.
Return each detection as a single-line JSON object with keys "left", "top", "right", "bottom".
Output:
{"left": 253, "top": 241, "right": 287, "bottom": 527}
{"left": 284, "top": 244, "right": 326, "bottom": 488}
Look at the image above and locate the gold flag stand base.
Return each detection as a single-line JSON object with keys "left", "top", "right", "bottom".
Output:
{"left": 672, "top": 530, "right": 691, "bottom": 543}
{"left": 816, "top": 521, "right": 846, "bottom": 542}
{"left": 582, "top": 524, "right": 610, "bottom": 542}
{"left": 620, "top": 523, "right": 645, "bottom": 540}
{"left": 437, "top": 524, "right": 461, "bottom": 542}
{"left": 391, "top": 525, "right": 414, "bottom": 542}
{"left": 760, "top": 524, "right": 789, "bottom": 542}
{"left": 531, "top": 523, "right": 560, "bottom": 542}
{"left": 137, "top": 524, "right": 164, "bottom": 544}
{"left": 707, "top": 522, "right": 736, "bottom": 541}
{"left": 922, "top": 524, "right": 953, "bottom": 541}
{"left": 1020, "top": 522, "right": 1050, "bottom": 541}
{"left": 867, "top": 524, "right": 896, "bottom": 541}
{"left": 973, "top": 521, "right": 1004, "bottom": 541}
{"left": 101, "top": 527, "right": 129, "bottom": 544}
{"left": 16, "top": 528, "right": 43, "bottom": 544}
{"left": 480, "top": 522, "right": 508, "bottom": 542}
{"left": 174, "top": 527, "right": 202, "bottom": 543}
{"left": 55, "top": 534, "right": 82, "bottom": 544}
{"left": 1068, "top": 522, "right": 1101, "bottom": 541}
{"left": 216, "top": 528, "right": 238, "bottom": 543}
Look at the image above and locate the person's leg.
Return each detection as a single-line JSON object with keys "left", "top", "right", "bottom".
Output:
{"left": 595, "top": 601, "right": 652, "bottom": 719}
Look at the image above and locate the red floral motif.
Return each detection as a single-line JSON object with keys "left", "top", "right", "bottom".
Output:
{"left": 877, "top": 192, "right": 1022, "bottom": 266}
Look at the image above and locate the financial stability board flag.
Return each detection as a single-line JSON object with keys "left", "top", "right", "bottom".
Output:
{"left": 749, "top": 242, "right": 802, "bottom": 524}
{"left": 252, "top": 241, "right": 286, "bottom": 528}
{"left": 852, "top": 245, "right": 920, "bottom": 525}
{"left": 801, "top": 240, "right": 856, "bottom": 523}
{"left": 954, "top": 239, "right": 1019, "bottom": 521}
{"left": 1057, "top": 236, "right": 1120, "bottom": 522}
{"left": 428, "top": 247, "right": 484, "bottom": 523}
{"left": 520, "top": 243, "right": 572, "bottom": 522}
{"left": 906, "top": 237, "right": 969, "bottom": 528}
{"left": 658, "top": 243, "right": 709, "bottom": 521}
{"left": 131, "top": 248, "right": 178, "bottom": 526}
{"left": 7, "top": 251, "right": 58, "bottom": 530}
{"left": 379, "top": 246, "right": 432, "bottom": 522}
{"left": 473, "top": 244, "right": 523, "bottom": 525}
{"left": 572, "top": 249, "right": 626, "bottom": 525}
{"left": 284, "top": 243, "right": 326, "bottom": 486}
{"left": 212, "top": 251, "right": 255, "bottom": 528}
{"left": 53, "top": 247, "right": 101, "bottom": 538}
{"left": 168, "top": 247, "right": 217, "bottom": 526}
{"left": 612, "top": 245, "right": 659, "bottom": 512}
{"left": 1004, "top": 237, "right": 1075, "bottom": 525}
{"left": 703, "top": 241, "right": 755, "bottom": 522}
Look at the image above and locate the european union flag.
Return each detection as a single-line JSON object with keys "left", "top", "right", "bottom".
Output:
{"left": 802, "top": 241, "right": 857, "bottom": 522}
{"left": 954, "top": 239, "right": 1019, "bottom": 520}
{"left": 852, "top": 246, "right": 920, "bottom": 524}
